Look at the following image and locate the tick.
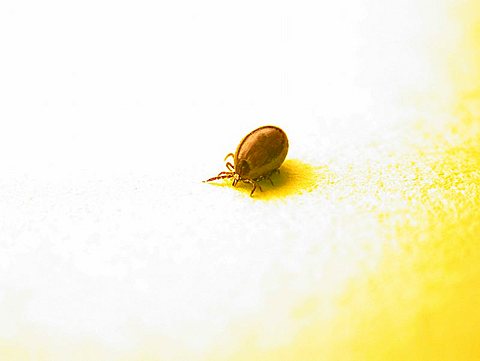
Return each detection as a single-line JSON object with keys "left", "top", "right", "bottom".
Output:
{"left": 203, "top": 125, "right": 289, "bottom": 196}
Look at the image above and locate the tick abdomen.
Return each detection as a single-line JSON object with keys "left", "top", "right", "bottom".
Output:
{"left": 235, "top": 126, "right": 289, "bottom": 179}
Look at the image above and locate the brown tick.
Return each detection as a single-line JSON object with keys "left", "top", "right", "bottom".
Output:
{"left": 203, "top": 125, "right": 289, "bottom": 196}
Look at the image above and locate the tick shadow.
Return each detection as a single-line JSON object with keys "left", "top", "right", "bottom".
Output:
{"left": 233, "top": 159, "right": 334, "bottom": 200}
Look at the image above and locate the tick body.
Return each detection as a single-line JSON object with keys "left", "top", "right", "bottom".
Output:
{"left": 204, "top": 125, "right": 289, "bottom": 196}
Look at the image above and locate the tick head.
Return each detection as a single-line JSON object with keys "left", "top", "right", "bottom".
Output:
{"left": 235, "top": 159, "right": 250, "bottom": 177}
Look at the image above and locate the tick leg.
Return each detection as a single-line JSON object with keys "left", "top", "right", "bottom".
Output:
{"left": 250, "top": 183, "right": 256, "bottom": 196}
{"left": 259, "top": 170, "right": 277, "bottom": 186}
{"left": 217, "top": 171, "right": 233, "bottom": 177}
{"left": 226, "top": 162, "right": 234, "bottom": 171}
{"left": 242, "top": 178, "right": 261, "bottom": 196}
{"left": 224, "top": 153, "right": 234, "bottom": 162}
{"left": 263, "top": 173, "right": 274, "bottom": 186}
{"left": 203, "top": 173, "right": 234, "bottom": 183}
{"left": 270, "top": 169, "right": 281, "bottom": 184}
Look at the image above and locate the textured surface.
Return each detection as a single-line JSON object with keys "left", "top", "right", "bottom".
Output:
{"left": 1, "top": 0, "right": 480, "bottom": 360}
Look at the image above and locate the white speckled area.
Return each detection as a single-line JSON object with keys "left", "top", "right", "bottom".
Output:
{"left": 1, "top": 0, "right": 479, "bottom": 359}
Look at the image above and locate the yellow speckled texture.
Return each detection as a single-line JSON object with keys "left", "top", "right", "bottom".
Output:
{"left": 200, "top": 103, "right": 480, "bottom": 360}
{"left": 1, "top": 0, "right": 480, "bottom": 360}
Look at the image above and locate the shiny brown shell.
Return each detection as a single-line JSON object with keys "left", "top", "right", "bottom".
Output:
{"left": 234, "top": 125, "right": 289, "bottom": 180}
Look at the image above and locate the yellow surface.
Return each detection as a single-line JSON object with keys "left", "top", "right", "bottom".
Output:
{"left": 1, "top": 0, "right": 480, "bottom": 360}
{"left": 199, "top": 100, "right": 480, "bottom": 361}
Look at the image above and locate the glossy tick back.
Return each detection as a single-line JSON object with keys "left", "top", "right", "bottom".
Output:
{"left": 203, "top": 125, "right": 289, "bottom": 196}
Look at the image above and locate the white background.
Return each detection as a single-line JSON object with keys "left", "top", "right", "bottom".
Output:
{"left": 0, "top": 0, "right": 467, "bottom": 358}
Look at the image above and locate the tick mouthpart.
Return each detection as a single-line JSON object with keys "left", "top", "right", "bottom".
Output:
{"left": 232, "top": 174, "right": 240, "bottom": 187}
